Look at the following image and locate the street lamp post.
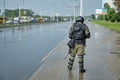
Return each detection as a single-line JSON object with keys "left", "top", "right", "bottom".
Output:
{"left": 80, "top": 0, "right": 83, "bottom": 16}
{"left": 55, "top": 13, "right": 59, "bottom": 22}
{"left": 74, "top": 0, "right": 83, "bottom": 21}
{"left": 74, "top": 0, "right": 76, "bottom": 22}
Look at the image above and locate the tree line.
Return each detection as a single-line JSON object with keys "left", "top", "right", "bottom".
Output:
{"left": 5, "top": 9, "right": 35, "bottom": 18}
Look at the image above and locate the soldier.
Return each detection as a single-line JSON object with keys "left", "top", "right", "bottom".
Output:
{"left": 68, "top": 16, "right": 90, "bottom": 73}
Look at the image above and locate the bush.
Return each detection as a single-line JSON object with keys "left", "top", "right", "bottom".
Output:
{"left": 110, "top": 13, "right": 116, "bottom": 22}
{"left": 107, "top": 8, "right": 116, "bottom": 21}
{"left": 116, "top": 11, "right": 120, "bottom": 22}
{"left": 98, "top": 15, "right": 104, "bottom": 20}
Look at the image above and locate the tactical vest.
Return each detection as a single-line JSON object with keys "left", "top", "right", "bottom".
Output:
{"left": 72, "top": 23, "right": 86, "bottom": 40}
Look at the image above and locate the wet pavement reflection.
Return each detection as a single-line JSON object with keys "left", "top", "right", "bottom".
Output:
{"left": 110, "top": 31, "right": 120, "bottom": 56}
{"left": 84, "top": 21, "right": 120, "bottom": 80}
{"left": 68, "top": 71, "right": 74, "bottom": 80}
{"left": 86, "top": 21, "right": 120, "bottom": 56}
{"left": 68, "top": 71, "right": 84, "bottom": 80}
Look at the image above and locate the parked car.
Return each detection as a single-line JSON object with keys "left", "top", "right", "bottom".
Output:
{"left": 13, "top": 20, "right": 20, "bottom": 24}
{"left": 6, "top": 20, "right": 14, "bottom": 24}
{"left": 30, "top": 19, "right": 38, "bottom": 23}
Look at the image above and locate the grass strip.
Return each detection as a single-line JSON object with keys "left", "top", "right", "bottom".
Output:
{"left": 91, "top": 20, "right": 120, "bottom": 32}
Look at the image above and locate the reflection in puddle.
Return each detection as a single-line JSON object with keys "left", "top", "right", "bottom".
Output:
{"left": 68, "top": 71, "right": 74, "bottom": 80}
{"left": 78, "top": 73, "right": 84, "bottom": 80}
{"left": 68, "top": 70, "right": 84, "bottom": 80}
{"left": 110, "top": 31, "right": 120, "bottom": 56}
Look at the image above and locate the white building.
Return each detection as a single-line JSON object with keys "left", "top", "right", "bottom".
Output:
{"left": 102, "top": 0, "right": 115, "bottom": 8}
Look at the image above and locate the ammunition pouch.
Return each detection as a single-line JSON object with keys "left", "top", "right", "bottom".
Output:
{"left": 67, "top": 39, "right": 75, "bottom": 48}
{"left": 74, "top": 39, "right": 86, "bottom": 45}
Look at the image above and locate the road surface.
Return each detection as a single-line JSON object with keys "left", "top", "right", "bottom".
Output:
{"left": 0, "top": 22, "right": 72, "bottom": 80}
{"left": 0, "top": 21, "right": 120, "bottom": 80}
{"left": 28, "top": 21, "right": 120, "bottom": 80}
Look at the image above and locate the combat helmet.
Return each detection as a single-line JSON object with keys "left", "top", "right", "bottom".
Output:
{"left": 76, "top": 16, "right": 84, "bottom": 23}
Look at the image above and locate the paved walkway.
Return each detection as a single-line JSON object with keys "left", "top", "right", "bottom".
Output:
{"left": 28, "top": 22, "right": 120, "bottom": 80}
{"left": 28, "top": 38, "right": 120, "bottom": 80}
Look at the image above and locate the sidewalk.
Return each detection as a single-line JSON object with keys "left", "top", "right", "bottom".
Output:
{"left": 28, "top": 37, "right": 120, "bottom": 80}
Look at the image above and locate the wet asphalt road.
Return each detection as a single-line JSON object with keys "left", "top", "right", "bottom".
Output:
{"left": 0, "top": 21, "right": 120, "bottom": 80}
{"left": 0, "top": 22, "right": 72, "bottom": 80}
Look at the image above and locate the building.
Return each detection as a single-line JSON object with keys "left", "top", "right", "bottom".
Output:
{"left": 102, "top": 0, "right": 115, "bottom": 8}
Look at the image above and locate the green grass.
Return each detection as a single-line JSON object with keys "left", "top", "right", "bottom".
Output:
{"left": 91, "top": 20, "right": 120, "bottom": 32}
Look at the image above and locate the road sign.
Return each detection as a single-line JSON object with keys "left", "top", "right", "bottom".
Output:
{"left": 95, "top": 8, "right": 107, "bottom": 15}
{"left": 102, "top": 8, "right": 107, "bottom": 14}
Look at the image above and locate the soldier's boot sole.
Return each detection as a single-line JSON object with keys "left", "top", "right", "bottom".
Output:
{"left": 79, "top": 69, "right": 86, "bottom": 73}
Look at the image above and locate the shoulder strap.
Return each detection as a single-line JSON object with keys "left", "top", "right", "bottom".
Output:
{"left": 79, "top": 24, "right": 86, "bottom": 30}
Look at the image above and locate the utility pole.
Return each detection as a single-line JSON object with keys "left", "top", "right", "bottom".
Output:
{"left": 80, "top": 0, "right": 83, "bottom": 16}
{"left": 74, "top": 0, "right": 82, "bottom": 21}
{"left": 3, "top": 0, "right": 5, "bottom": 23}
{"left": 40, "top": 11, "right": 42, "bottom": 19}
{"left": 74, "top": 0, "right": 76, "bottom": 22}
{"left": 23, "top": 0, "right": 25, "bottom": 16}
{"left": 19, "top": 0, "right": 21, "bottom": 18}
{"left": 56, "top": 13, "right": 59, "bottom": 22}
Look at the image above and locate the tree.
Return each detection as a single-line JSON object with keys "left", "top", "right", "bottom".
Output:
{"left": 116, "top": 11, "right": 120, "bottom": 22}
{"left": 104, "top": 3, "right": 111, "bottom": 21}
{"left": 98, "top": 15, "right": 104, "bottom": 20}
{"left": 107, "top": 8, "right": 116, "bottom": 22}
{"left": 25, "top": 9, "right": 34, "bottom": 17}
{"left": 5, "top": 9, "right": 35, "bottom": 18}
{"left": 114, "top": 0, "right": 120, "bottom": 10}
{"left": 111, "top": 13, "right": 116, "bottom": 22}
{"left": 104, "top": 3, "right": 111, "bottom": 11}
{"left": 90, "top": 14, "right": 95, "bottom": 20}
{"left": 5, "top": 9, "right": 14, "bottom": 18}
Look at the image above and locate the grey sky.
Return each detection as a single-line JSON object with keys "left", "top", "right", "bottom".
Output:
{"left": 0, "top": 0, "right": 102, "bottom": 16}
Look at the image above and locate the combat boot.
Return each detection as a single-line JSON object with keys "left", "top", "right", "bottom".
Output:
{"left": 68, "top": 64, "right": 72, "bottom": 70}
{"left": 68, "top": 61, "right": 73, "bottom": 70}
{"left": 68, "top": 58, "right": 74, "bottom": 70}
{"left": 79, "top": 63, "right": 86, "bottom": 73}
{"left": 79, "top": 69, "right": 86, "bottom": 73}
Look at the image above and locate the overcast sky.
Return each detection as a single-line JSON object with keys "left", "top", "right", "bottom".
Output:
{"left": 0, "top": 0, "right": 102, "bottom": 16}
